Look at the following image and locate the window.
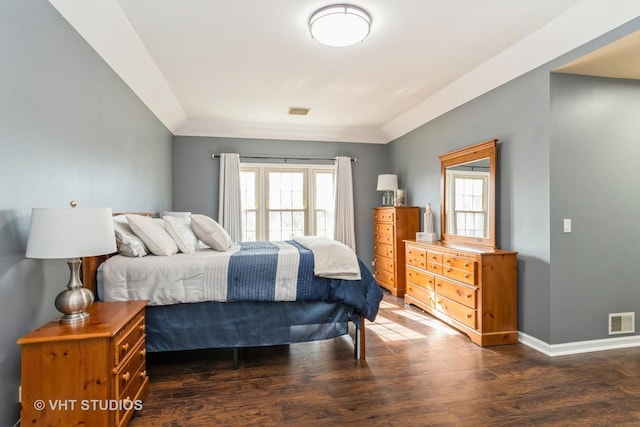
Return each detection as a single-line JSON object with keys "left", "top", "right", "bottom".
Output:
{"left": 450, "top": 173, "right": 488, "bottom": 237}
{"left": 240, "top": 164, "right": 335, "bottom": 241}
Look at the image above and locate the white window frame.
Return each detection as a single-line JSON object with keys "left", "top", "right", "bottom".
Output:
{"left": 240, "top": 163, "right": 335, "bottom": 241}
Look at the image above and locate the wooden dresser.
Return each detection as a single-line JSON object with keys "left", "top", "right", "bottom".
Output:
{"left": 404, "top": 240, "right": 518, "bottom": 346}
{"left": 373, "top": 206, "right": 419, "bottom": 297}
{"left": 18, "top": 300, "right": 149, "bottom": 426}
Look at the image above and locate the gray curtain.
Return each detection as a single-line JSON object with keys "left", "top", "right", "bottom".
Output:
{"left": 218, "top": 153, "right": 242, "bottom": 241}
{"left": 333, "top": 156, "right": 356, "bottom": 251}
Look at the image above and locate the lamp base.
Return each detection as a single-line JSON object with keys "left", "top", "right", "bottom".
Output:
{"left": 55, "top": 258, "right": 94, "bottom": 325}
{"left": 59, "top": 310, "right": 91, "bottom": 325}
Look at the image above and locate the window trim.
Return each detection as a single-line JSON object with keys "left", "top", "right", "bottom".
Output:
{"left": 240, "top": 162, "right": 335, "bottom": 241}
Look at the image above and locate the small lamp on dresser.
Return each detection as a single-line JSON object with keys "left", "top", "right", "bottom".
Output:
{"left": 376, "top": 174, "right": 398, "bottom": 206}
{"left": 25, "top": 201, "right": 116, "bottom": 324}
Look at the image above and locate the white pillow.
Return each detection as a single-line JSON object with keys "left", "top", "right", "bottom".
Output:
{"left": 162, "top": 211, "right": 191, "bottom": 218}
{"left": 164, "top": 216, "right": 198, "bottom": 254}
{"left": 112, "top": 219, "right": 148, "bottom": 257}
{"left": 190, "top": 214, "right": 232, "bottom": 252}
{"left": 126, "top": 214, "right": 178, "bottom": 256}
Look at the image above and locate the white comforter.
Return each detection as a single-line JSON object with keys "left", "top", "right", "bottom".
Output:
{"left": 102, "top": 237, "right": 361, "bottom": 306}
{"left": 292, "top": 236, "right": 361, "bottom": 281}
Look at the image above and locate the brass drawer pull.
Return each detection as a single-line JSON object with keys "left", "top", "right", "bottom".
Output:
{"left": 122, "top": 372, "right": 130, "bottom": 382}
{"left": 121, "top": 343, "right": 129, "bottom": 353}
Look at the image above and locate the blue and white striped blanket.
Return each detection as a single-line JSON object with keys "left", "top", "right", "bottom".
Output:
{"left": 102, "top": 240, "right": 382, "bottom": 321}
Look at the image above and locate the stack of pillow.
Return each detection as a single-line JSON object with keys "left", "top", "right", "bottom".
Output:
{"left": 112, "top": 212, "right": 233, "bottom": 257}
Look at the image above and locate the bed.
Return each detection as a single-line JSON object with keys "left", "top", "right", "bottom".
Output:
{"left": 81, "top": 217, "right": 382, "bottom": 368}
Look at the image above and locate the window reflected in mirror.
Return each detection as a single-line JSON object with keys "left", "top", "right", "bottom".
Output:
{"left": 444, "top": 158, "right": 490, "bottom": 238}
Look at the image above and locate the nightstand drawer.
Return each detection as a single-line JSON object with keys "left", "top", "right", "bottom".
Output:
{"left": 114, "top": 337, "right": 146, "bottom": 400}
{"left": 114, "top": 312, "right": 145, "bottom": 365}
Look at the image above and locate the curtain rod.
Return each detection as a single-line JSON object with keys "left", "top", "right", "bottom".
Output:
{"left": 211, "top": 154, "right": 356, "bottom": 163}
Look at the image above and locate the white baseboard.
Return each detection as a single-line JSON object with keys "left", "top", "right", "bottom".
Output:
{"left": 519, "top": 332, "right": 640, "bottom": 357}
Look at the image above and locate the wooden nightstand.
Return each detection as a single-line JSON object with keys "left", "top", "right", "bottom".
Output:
{"left": 17, "top": 300, "right": 150, "bottom": 427}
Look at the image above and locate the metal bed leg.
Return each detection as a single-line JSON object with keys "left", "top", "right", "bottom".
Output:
{"left": 353, "top": 317, "right": 366, "bottom": 361}
{"left": 232, "top": 347, "right": 239, "bottom": 370}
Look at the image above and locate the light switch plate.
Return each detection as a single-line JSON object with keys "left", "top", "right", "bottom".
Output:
{"left": 563, "top": 218, "right": 571, "bottom": 233}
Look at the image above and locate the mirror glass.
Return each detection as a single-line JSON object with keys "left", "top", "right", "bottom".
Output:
{"left": 440, "top": 140, "right": 496, "bottom": 247}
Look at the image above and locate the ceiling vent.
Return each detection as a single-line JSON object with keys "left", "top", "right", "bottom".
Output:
{"left": 288, "top": 107, "right": 310, "bottom": 116}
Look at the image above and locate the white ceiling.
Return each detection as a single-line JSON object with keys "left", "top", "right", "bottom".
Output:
{"left": 48, "top": 0, "right": 640, "bottom": 144}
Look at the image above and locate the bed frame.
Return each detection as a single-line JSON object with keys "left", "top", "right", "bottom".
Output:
{"left": 80, "top": 221, "right": 366, "bottom": 367}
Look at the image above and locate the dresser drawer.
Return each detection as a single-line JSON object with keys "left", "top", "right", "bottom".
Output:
{"left": 374, "top": 254, "right": 394, "bottom": 273}
{"left": 443, "top": 266, "right": 475, "bottom": 286}
{"left": 435, "top": 295, "right": 476, "bottom": 329}
{"left": 374, "top": 267, "right": 395, "bottom": 287}
{"left": 373, "top": 209, "right": 395, "bottom": 223}
{"left": 374, "top": 230, "right": 394, "bottom": 245}
{"left": 426, "top": 261, "right": 443, "bottom": 275}
{"left": 406, "top": 284, "right": 435, "bottom": 309}
{"left": 426, "top": 252, "right": 443, "bottom": 264}
{"left": 443, "top": 256, "right": 476, "bottom": 273}
{"left": 406, "top": 267, "right": 434, "bottom": 291}
{"left": 374, "top": 242, "right": 394, "bottom": 258}
{"left": 406, "top": 245, "right": 427, "bottom": 269}
{"left": 374, "top": 223, "right": 393, "bottom": 235}
{"left": 114, "top": 312, "right": 146, "bottom": 365}
{"left": 435, "top": 277, "right": 476, "bottom": 308}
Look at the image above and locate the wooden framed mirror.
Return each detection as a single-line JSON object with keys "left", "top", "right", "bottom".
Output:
{"left": 440, "top": 139, "right": 497, "bottom": 248}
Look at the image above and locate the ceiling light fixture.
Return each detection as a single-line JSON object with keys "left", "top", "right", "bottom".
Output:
{"left": 309, "top": 4, "right": 371, "bottom": 47}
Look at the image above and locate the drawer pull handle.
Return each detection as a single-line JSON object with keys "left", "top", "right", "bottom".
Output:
{"left": 464, "top": 263, "right": 470, "bottom": 268}
{"left": 140, "top": 348, "right": 147, "bottom": 358}
{"left": 122, "top": 372, "right": 130, "bottom": 382}
{"left": 446, "top": 259, "right": 452, "bottom": 264}
{"left": 446, "top": 268, "right": 452, "bottom": 273}
{"left": 121, "top": 343, "right": 130, "bottom": 353}
{"left": 140, "top": 370, "right": 147, "bottom": 379}
{"left": 140, "top": 324, "right": 146, "bottom": 333}
{"left": 465, "top": 274, "right": 471, "bottom": 279}
{"left": 436, "top": 283, "right": 441, "bottom": 287}
{"left": 466, "top": 314, "right": 472, "bottom": 319}
{"left": 466, "top": 294, "right": 473, "bottom": 299}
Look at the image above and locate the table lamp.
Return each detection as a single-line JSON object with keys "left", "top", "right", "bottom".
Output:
{"left": 376, "top": 174, "right": 398, "bottom": 206}
{"left": 25, "top": 202, "right": 116, "bottom": 324}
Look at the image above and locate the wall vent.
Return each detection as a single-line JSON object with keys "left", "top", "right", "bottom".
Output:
{"left": 608, "top": 312, "right": 635, "bottom": 335}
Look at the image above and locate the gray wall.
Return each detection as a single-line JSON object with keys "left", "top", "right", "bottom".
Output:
{"left": 388, "top": 69, "right": 553, "bottom": 341}
{"left": 0, "top": 1, "right": 172, "bottom": 424}
{"left": 172, "top": 136, "right": 387, "bottom": 267}
{"left": 550, "top": 74, "right": 640, "bottom": 343}
{"left": 389, "top": 17, "right": 640, "bottom": 345}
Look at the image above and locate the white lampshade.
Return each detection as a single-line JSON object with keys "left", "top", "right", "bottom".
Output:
{"left": 309, "top": 4, "right": 371, "bottom": 47}
{"left": 26, "top": 207, "right": 116, "bottom": 259}
{"left": 376, "top": 174, "right": 398, "bottom": 192}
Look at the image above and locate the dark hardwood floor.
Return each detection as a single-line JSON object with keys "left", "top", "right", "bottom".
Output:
{"left": 130, "top": 292, "right": 640, "bottom": 426}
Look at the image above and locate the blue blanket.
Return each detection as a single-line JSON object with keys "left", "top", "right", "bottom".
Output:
{"left": 226, "top": 241, "right": 382, "bottom": 321}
